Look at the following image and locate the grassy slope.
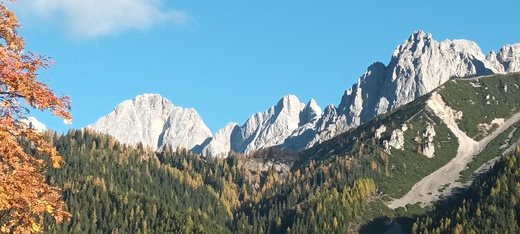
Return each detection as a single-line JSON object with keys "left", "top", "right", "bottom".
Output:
{"left": 438, "top": 73, "right": 520, "bottom": 182}
{"left": 440, "top": 73, "right": 520, "bottom": 140}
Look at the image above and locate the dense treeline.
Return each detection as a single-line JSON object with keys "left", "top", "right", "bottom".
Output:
{"left": 414, "top": 147, "right": 520, "bottom": 233}
{"left": 44, "top": 130, "right": 232, "bottom": 233}
{"left": 42, "top": 130, "right": 380, "bottom": 233}
{"left": 233, "top": 156, "right": 379, "bottom": 233}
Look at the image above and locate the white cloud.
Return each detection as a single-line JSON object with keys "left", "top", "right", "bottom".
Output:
{"left": 11, "top": 0, "right": 187, "bottom": 38}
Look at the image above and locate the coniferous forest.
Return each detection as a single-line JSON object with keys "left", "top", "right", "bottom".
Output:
{"left": 35, "top": 126, "right": 520, "bottom": 233}
{"left": 41, "top": 130, "right": 383, "bottom": 233}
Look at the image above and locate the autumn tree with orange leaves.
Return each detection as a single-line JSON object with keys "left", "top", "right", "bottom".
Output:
{"left": 0, "top": 1, "right": 72, "bottom": 233}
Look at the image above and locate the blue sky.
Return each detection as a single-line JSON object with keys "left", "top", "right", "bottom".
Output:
{"left": 8, "top": 1, "right": 520, "bottom": 134}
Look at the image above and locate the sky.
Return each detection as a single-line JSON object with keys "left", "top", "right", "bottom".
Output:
{"left": 6, "top": 1, "right": 520, "bottom": 134}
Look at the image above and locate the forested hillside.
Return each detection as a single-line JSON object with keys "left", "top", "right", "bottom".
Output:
{"left": 44, "top": 130, "right": 232, "bottom": 233}
{"left": 42, "top": 130, "right": 384, "bottom": 233}
{"left": 297, "top": 73, "right": 520, "bottom": 199}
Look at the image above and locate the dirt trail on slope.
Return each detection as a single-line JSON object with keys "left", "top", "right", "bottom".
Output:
{"left": 388, "top": 92, "right": 520, "bottom": 209}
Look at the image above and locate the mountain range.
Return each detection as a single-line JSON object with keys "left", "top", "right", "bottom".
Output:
{"left": 87, "top": 31, "right": 520, "bottom": 157}
{"left": 45, "top": 31, "right": 520, "bottom": 233}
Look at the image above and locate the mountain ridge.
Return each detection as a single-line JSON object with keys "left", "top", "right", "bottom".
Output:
{"left": 294, "top": 31, "right": 520, "bottom": 152}
{"left": 86, "top": 31, "right": 520, "bottom": 156}
{"left": 295, "top": 72, "right": 520, "bottom": 207}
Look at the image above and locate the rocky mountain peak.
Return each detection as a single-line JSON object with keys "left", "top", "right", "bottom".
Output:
{"left": 197, "top": 95, "right": 323, "bottom": 156}
{"left": 300, "top": 99, "right": 322, "bottom": 124}
{"left": 87, "top": 94, "right": 211, "bottom": 151}
{"left": 275, "top": 95, "right": 305, "bottom": 115}
{"left": 383, "top": 31, "right": 499, "bottom": 109}
{"left": 410, "top": 30, "right": 431, "bottom": 40}
{"left": 134, "top": 93, "right": 168, "bottom": 103}
{"left": 496, "top": 44, "right": 520, "bottom": 72}
{"left": 393, "top": 30, "right": 433, "bottom": 58}
{"left": 195, "top": 122, "right": 239, "bottom": 157}
{"left": 486, "top": 50, "right": 498, "bottom": 62}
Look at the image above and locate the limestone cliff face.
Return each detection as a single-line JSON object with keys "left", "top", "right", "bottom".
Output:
{"left": 194, "top": 122, "right": 239, "bottom": 157}
{"left": 199, "top": 95, "right": 323, "bottom": 156}
{"left": 311, "top": 31, "right": 520, "bottom": 148}
{"left": 86, "top": 94, "right": 212, "bottom": 151}
{"left": 488, "top": 44, "right": 520, "bottom": 73}
{"left": 237, "top": 95, "right": 306, "bottom": 154}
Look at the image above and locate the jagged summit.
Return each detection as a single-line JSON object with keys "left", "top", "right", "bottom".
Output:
{"left": 495, "top": 44, "right": 520, "bottom": 72}
{"left": 274, "top": 95, "right": 304, "bottom": 117}
{"left": 301, "top": 99, "right": 322, "bottom": 124}
{"left": 385, "top": 30, "right": 494, "bottom": 106}
{"left": 198, "top": 94, "right": 321, "bottom": 157}
{"left": 86, "top": 93, "right": 320, "bottom": 157}
{"left": 319, "top": 31, "right": 520, "bottom": 142}
{"left": 87, "top": 93, "right": 212, "bottom": 151}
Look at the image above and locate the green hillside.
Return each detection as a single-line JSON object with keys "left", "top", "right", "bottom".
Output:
{"left": 296, "top": 73, "right": 520, "bottom": 198}
{"left": 440, "top": 75, "right": 520, "bottom": 140}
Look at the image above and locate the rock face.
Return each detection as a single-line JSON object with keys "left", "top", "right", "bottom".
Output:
{"left": 194, "top": 122, "right": 239, "bottom": 157}
{"left": 87, "top": 94, "right": 212, "bottom": 151}
{"left": 236, "top": 95, "right": 306, "bottom": 153}
{"left": 487, "top": 44, "right": 520, "bottom": 73}
{"left": 375, "top": 125, "right": 387, "bottom": 139}
{"left": 197, "top": 95, "right": 323, "bottom": 156}
{"left": 421, "top": 124, "right": 436, "bottom": 158}
{"left": 388, "top": 124, "right": 408, "bottom": 150}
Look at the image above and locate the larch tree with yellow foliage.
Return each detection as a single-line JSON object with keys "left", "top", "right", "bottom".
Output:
{"left": 0, "top": 0, "right": 72, "bottom": 233}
